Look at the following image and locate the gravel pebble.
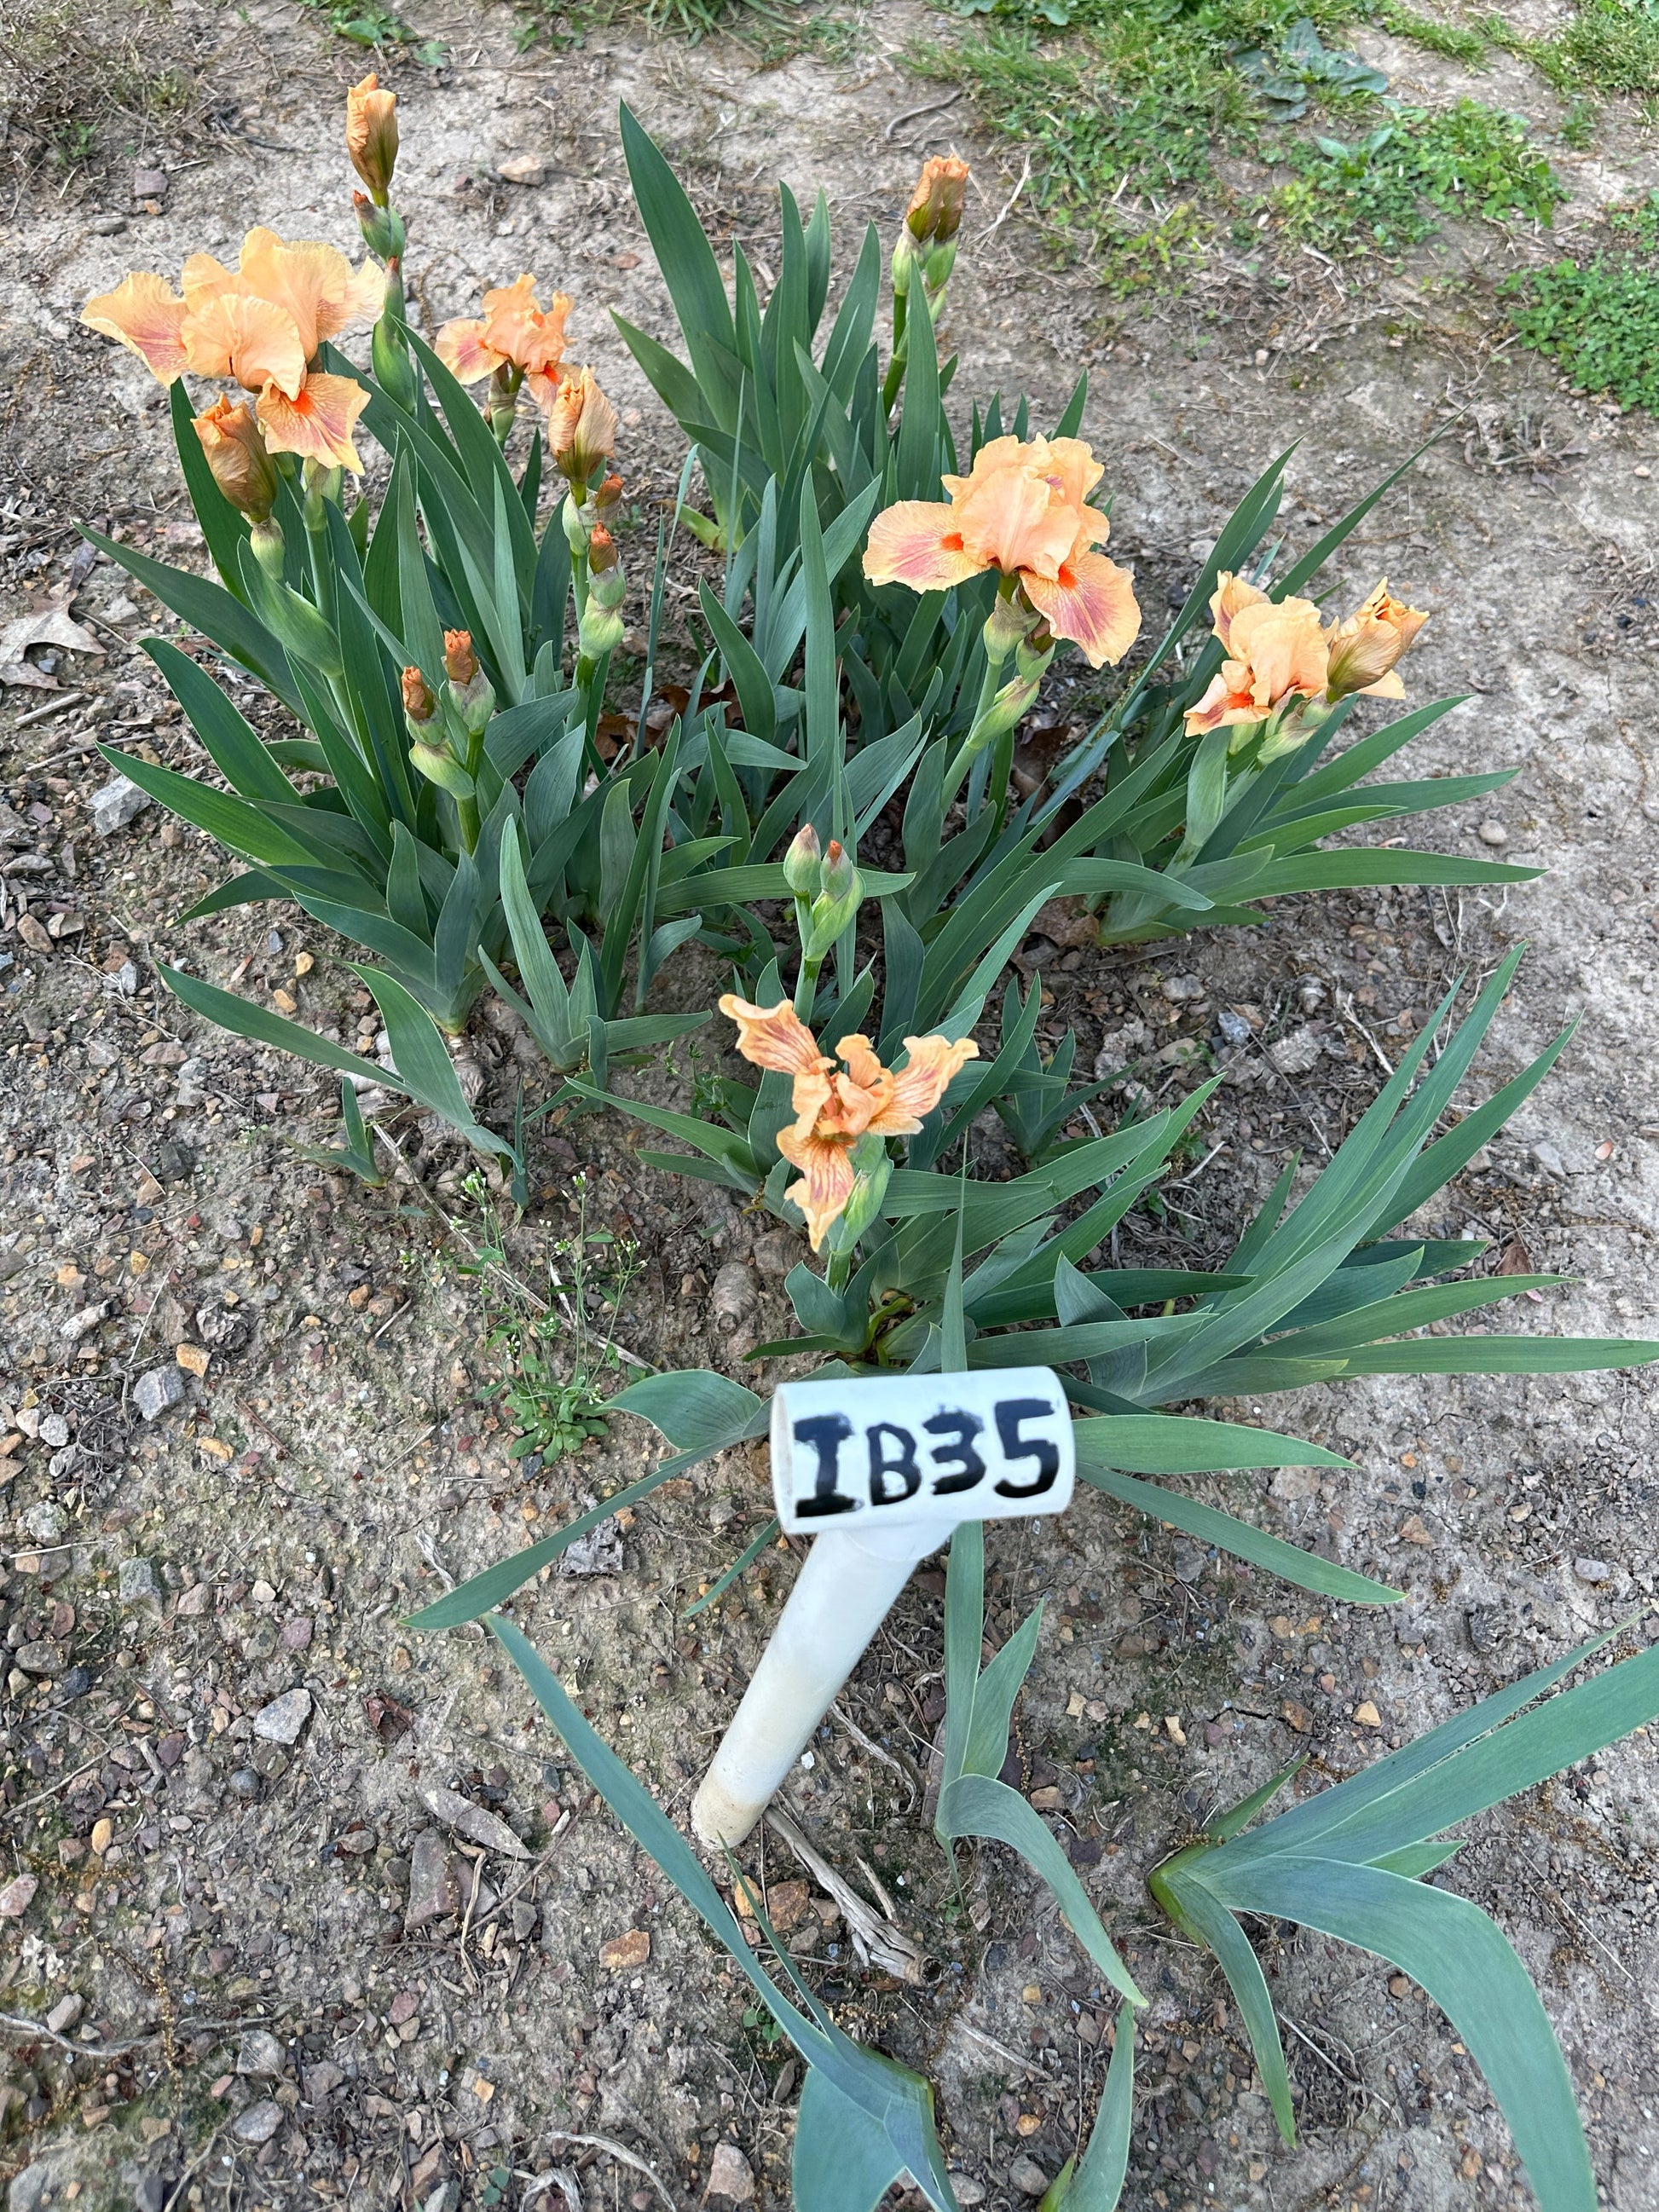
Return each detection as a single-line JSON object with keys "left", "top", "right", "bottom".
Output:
{"left": 1573, "top": 1556, "right": 1614, "bottom": 1584}
{"left": 90, "top": 774, "right": 152, "bottom": 837}
{"left": 233, "top": 2098, "right": 283, "bottom": 2146}
{"left": 1009, "top": 2155, "right": 1051, "bottom": 2198}
{"left": 704, "top": 2144, "right": 754, "bottom": 2203}
{"left": 253, "top": 1688, "right": 313, "bottom": 1745}
{"left": 133, "top": 1364, "right": 185, "bottom": 1421}
{"left": 236, "top": 2028, "right": 286, "bottom": 2076}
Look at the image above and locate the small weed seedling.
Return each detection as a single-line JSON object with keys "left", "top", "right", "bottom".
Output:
{"left": 462, "top": 1172, "right": 642, "bottom": 1465}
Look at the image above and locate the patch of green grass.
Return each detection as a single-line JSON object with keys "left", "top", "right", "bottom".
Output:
{"left": 925, "top": 0, "right": 1564, "bottom": 291}
{"left": 1372, "top": 0, "right": 1488, "bottom": 61}
{"left": 1536, "top": 0, "right": 1659, "bottom": 95}
{"left": 297, "top": 0, "right": 445, "bottom": 63}
{"left": 914, "top": 12, "right": 1251, "bottom": 286}
{"left": 458, "top": 1171, "right": 643, "bottom": 1469}
{"left": 517, "top": 0, "right": 826, "bottom": 45}
{"left": 1269, "top": 97, "right": 1563, "bottom": 254}
{"left": 1505, "top": 195, "right": 1659, "bottom": 409}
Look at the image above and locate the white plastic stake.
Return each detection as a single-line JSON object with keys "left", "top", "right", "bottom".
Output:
{"left": 691, "top": 1368, "right": 1072, "bottom": 1849}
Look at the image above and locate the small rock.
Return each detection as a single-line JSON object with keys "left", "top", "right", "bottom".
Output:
{"left": 511, "top": 1897, "right": 540, "bottom": 1943}
{"left": 118, "top": 1556, "right": 159, "bottom": 1604}
{"left": 1009, "top": 2155, "right": 1051, "bottom": 2198}
{"left": 133, "top": 2178, "right": 168, "bottom": 2212}
{"left": 1269, "top": 1467, "right": 1320, "bottom": 1502}
{"left": 703, "top": 2143, "right": 754, "bottom": 2203}
{"left": 950, "top": 2180, "right": 987, "bottom": 2209}
{"left": 418, "top": 1784, "right": 530, "bottom": 1859}
{"left": 710, "top": 1261, "right": 758, "bottom": 1323}
{"left": 38, "top": 1414, "right": 69, "bottom": 1449}
{"left": 599, "top": 1927, "right": 650, "bottom": 1972}
{"left": 132, "top": 165, "right": 169, "bottom": 199}
{"left": 0, "top": 1873, "right": 38, "bottom": 1919}
{"left": 90, "top": 774, "right": 152, "bottom": 838}
{"left": 22, "top": 1502, "right": 67, "bottom": 1545}
{"left": 133, "top": 1365, "right": 185, "bottom": 1421}
{"left": 14, "top": 1640, "right": 64, "bottom": 1678}
{"left": 58, "top": 1664, "right": 93, "bottom": 1702}
{"left": 1573, "top": 1556, "right": 1614, "bottom": 1585}
{"left": 233, "top": 2099, "right": 282, "bottom": 2146}
{"left": 1530, "top": 1140, "right": 1567, "bottom": 1179}
{"left": 1353, "top": 1701, "right": 1382, "bottom": 1729}
{"left": 1171, "top": 1537, "right": 1207, "bottom": 1584}
{"left": 405, "top": 1829, "right": 459, "bottom": 1931}
{"left": 1477, "top": 819, "right": 1508, "bottom": 847}
{"left": 496, "top": 152, "right": 546, "bottom": 184}
{"left": 8, "top": 2159, "right": 62, "bottom": 2212}
{"left": 1268, "top": 1023, "right": 1325, "bottom": 1077}
{"left": 228, "top": 1768, "right": 261, "bottom": 1801}
{"left": 558, "top": 1523, "right": 623, "bottom": 1577}
{"left": 104, "top": 959, "right": 140, "bottom": 997}
{"left": 102, "top": 592, "right": 139, "bottom": 621}
{"left": 1160, "top": 973, "right": 1203, "bottom": 1002}
{"left": 153, "top": 1139, "right": 196, "bottom": 1181}
{"left": 253, "top": 1689, "right": 312, "bottom": 1745}
{"left": 1216, "top": 1009, "right": 1252, "bottom": 1048}
{"left": 334, "top": 1826, "right": 377, "bottom": 1857}
{"left": 61, "top": 1299, "right": 110, "bottom": 1342}
{"left": 305, "top": 2059, "right": 344, "bottom": 2104}
{"left": 388, "top": 1988, "right": 420, "bottom": 2026}
{"left": 195, "top": 1299, "right": 248, "bottom": 1349}
{"left": 44, "top": 1993, "right": 83, "bottom": 2036}
{"left": 236, "top": 2028, "right": 285, "bottom": 2076}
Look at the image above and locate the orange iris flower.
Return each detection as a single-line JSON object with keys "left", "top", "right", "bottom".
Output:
{"left": 719, "top": 996, "right": 980, "bottom": 1250}
{"left": 81, "top": 229, "right": 382, "bottom": 473}
{"left": 1183, "top": 575, "right": 1330, "bottom": 735}
{"left": 863, "top": 434, "right": 1142, "bottom": 669}
{"left": 1184, "top": 573, "right": 1429, "bottom": 734}
{"left": 1324, "top": 579, "right": 1429, "bottom": 702}
{"left": 436, "top": 275, "right": 573, "bottom": 413}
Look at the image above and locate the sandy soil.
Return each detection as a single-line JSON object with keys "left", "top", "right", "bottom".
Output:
{"left": 2, "top": 2, "right": 1657, "bottom": 2207}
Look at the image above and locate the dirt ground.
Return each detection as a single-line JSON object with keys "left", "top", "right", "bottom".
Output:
{"left": 2, "top": 1, "right": 1658, "bottom": 2207}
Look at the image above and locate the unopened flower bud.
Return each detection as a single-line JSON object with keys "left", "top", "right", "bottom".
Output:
{"left": 194, "top": 396, "right": 278, "bottom": 523}
{"left": 409, "top": 740, "right": 476, "bottom": 800}
{"left": 805, "top": 850, "right": 863, "bottom": 960}
{"left": 1014, "top": 630, "right": 1055, "bottom": 684}
{"left": 587, "top": 528, "right": 626, "bottom": 614}
{"left": 578, "top": 602, "right": 626, "bottom": 658}
{"left": 985, "top": 586, "right": 1038, "bottom": 661}
{"left": 593, "top": 472, "right": 623, "bottom": 516}
{"left": 371, "top": 310, "right": 415, "bottom": 409}
{"left": 402, "top": 666, "right": 436, "bottom": 724}
{"left": 819, "top": 839, "right": 856, "bottom": 904}
{"left": 249, "top": 517, "right": 286, "bottom": 579}
{"left": 782, "top": 823, "right": 823, "bottom": 898}
{"left": 547, "top": 367, "right": 620, "bottom": 488}
{"left": 345, "top": 72, "right": 399, "bottom": 205}
{"left": 353, "top": 190, "right": 406, "bottom": 264}
{"left": 824, "top": 1134, "right": 892, "bottom": 1258}
{"left": 905, "top": 153, "right": 969, "bottom": 245}
{"left": 443, "top": 630, "right": 478, "bottom": 686}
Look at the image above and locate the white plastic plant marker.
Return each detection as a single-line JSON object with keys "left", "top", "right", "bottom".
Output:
{"left": 691, "top": 1368, "right": 1073, "bottom": 1848}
